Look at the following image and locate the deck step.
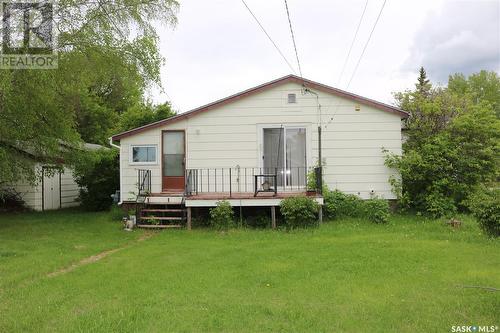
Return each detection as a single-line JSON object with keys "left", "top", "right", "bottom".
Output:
{"left": 141, "top": 209, "right": 184, "bottom": 213}
{"left": 136, "top": 224, "right": 182, "bottom": 229}
{"left": 140, "top": 216, "right": 183, "bottom": 221}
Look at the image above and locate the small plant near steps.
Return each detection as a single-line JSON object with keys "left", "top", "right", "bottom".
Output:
{"left": 137, "top": 202, "right": 187, "bottom": 229}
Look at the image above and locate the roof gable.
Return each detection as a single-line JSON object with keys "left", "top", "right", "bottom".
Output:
{"left": 111, "top": 75, "right": 408, "bottom": 141}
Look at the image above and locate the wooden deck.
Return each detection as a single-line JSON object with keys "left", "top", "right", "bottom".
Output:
{"left": 186, "top": 191, "right": 320, "bottom": 200}
{"left": 143, "top": 191, "right": 323, "bottom": 208}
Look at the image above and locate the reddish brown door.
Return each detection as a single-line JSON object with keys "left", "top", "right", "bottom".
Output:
{"left": 162, "top": 130, "right": 185, "bottom": 192}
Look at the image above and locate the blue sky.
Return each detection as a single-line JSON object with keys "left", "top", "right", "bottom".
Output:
{"left": 151, "top": 0, "right": 500, "bottom": 112}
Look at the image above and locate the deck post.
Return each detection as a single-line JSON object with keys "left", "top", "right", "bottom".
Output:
{"left": 271, "top": 206, "right": 276, "bottom": 229}
{"left": 187, "top": 207, "right": 192, "bottom": 230}
{"left": 318, "top": 205, "right": 323, "bottom": 224}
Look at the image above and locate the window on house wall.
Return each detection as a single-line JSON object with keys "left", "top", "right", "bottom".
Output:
{"left": 131, "top": 145, "right": 157, "bottom": 164}
{"left": 263, "top": 127, "right": 306, "bottom": 187}
{"left": 287, "top": 93, "right": 297, "bottom": 103}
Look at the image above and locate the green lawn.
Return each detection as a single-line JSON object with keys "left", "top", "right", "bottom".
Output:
{"left": 0, "top": 209, "right": 498, "bottom": 332}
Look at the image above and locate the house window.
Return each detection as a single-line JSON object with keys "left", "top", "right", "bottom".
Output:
{"left": 263, "top": 127, "right": 306, "bottom": 187}
{"left": 130, "top": 145, "right": 157, "bottom": 164}
{"left": 287, "top": 93, "right": 297, "bottom": 103}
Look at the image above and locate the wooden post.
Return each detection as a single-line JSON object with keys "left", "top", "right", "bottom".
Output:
{"left": 318, "top": 205, "right": 323, "bottom": 224}
{"left": 271, "top": 206, "right": 276, "bottom": 229}
{"left": 187, "top": 207, "right": 192, "bottom": 230}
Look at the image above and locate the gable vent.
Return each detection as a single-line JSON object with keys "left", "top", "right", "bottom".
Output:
{"left": 287, "top": 93, "right": 297, "bottom": 103}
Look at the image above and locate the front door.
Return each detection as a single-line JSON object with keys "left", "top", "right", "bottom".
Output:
{"left": 162, "top": 131, "right": 185, "bottom": 192}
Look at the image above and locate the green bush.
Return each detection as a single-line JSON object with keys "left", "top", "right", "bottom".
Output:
{"left": 385, "top": 80, "right": 500, "bottom": 218}
{"left": 467, "top": 187, "right": 500, "bottom": 237}
{"left": 280, "top": 196, "right": 319, "bottom": 229}
{"left": 424, "top": 188, "right": 457, "bottom": 218}
{"left": 323, "top": 190, "right": 390, "bottom": 223}
{"left": 73, "top": 149, "right": 119, "bottom": 211}
{"left": 209, "top": 200, "right": 235, "bottom": 231}
{"left": 323, "top": 189, "right": 364, "bottom": 219}
{"left": 363, "top": 198, "right": 390, "bottom": 224}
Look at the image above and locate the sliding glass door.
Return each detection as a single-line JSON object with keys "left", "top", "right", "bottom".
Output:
{"left": 263, "top": 127, "right": 307, "bottom": 188}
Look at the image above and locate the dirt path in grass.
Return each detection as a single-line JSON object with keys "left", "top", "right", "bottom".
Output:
{"left": 47, "top": 232, "right": 155, "bottom": 278}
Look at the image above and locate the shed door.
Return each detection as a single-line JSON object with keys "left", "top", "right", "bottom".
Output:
{"left": 162, "top": 131, "right": 185, "bottom": 192}
{"left": 43, "top": 169, "right": 61, "bottom": 210}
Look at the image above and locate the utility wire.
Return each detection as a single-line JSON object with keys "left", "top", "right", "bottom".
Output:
{"left": 283, "top": 0, "right": 303, "bottom": 78}
{"left": 337, "top": 0, "right": 369, "bottom": 86}
{"left": 345, "top": 0, "right": 387, "bottom": 89}
{"left": 323, "top": 0, "right": 387, "bottom": 129}
{"left": 241, "top": 0, "right": 297, "bottom": 74}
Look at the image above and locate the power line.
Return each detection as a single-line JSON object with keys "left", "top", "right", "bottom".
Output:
{"left": 323, "top": 0, "right": 387, "bottom": 129}
{"left": 241, "top": 0, "right": 297, "bottom": 74}
{"left": 283, "top": 0, "right": 303, "bottom": 78}
{"left": 336, "top": 0, "right": 369, "bottom": 86}
{"left": 345, "top": 0, "right": 387, "bottom": 89}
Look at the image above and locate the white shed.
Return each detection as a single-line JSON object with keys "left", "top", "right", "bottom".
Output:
{"left": 8, "top": 165, "right": 80, "bottom": 211}
{"left": 3, "top": 143, "right": 103, "bottom": 211}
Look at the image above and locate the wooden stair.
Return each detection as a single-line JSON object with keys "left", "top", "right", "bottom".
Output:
{"left": 136, "top": 200, "right": 187, "bottom": 229}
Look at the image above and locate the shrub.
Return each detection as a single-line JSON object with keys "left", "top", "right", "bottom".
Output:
{"left": 323, "top": 190, "right": 364, "bottom": 219}
{"left": 280, "top": 196, "right": 319, "bottom": 229}
{"left": 424, "top": 188, "right": 457, "bottom": 218}
{"left": 74, "top": 149, "right": 119, "bottom": 211}
{"left": 209, "top": 200, "right": 235, "bottom": 230}
{"left": 467, "top": 187, "right": 500, "bottom": 237}
{"left": 323, "top": 190, "right": 390, "bottom": 223}
{"left": 363, "top": 198, "right": 390, "bottom": 224}
{"left": 0, "top": 188, "right": 25, "bottom": 211}
{"left": 384, "top": 95, "right": 500, "bottom": 218}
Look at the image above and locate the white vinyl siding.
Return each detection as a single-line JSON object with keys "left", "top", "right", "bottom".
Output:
{"left": 4, "top": 165, "right": 80, "bottom": 211}
{"left": 119, "top": 82, "right": 402, "bottom": 201}
{"left": 60, "top": 168, "right": 80, "bottom": 209}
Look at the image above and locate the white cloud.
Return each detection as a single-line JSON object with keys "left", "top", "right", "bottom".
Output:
{"left": 403, "top": 0, "right": 500, "bottom": 84}
{"left": 149, "top": 0, "right": 498, "bottom": 112}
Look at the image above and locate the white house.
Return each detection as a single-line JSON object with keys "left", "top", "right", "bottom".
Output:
{"left": 110, "top": 75, "right": 407, "bottom": 228}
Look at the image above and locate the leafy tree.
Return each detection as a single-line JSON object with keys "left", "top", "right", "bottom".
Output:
{"left": 449, "top": 70, "right": 500, "bottom": 118}
{"left": 0, "top": 0, "right": 179, "bottom": 188}
{"left": 114, "top": 102, "right": 176, "bottom": 134}
{"left": 387, "top": 70, "right": 500, "bottom": 217}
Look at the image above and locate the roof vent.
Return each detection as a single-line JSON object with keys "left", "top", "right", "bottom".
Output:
{"left": 287, "top": 93, "right": 297, "bottom": 104}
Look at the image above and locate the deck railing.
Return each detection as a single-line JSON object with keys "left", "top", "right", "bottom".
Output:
{"left": 137, "top": 169, "right": 151, "bottom": 196}
{"left": 185, "top": 166, "right": 320, "bottom": 196}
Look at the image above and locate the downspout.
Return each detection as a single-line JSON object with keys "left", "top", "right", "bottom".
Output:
{"left": 303, "top": 88, "right": 323, "bottom": 195}
{"left": 109, "top": 137, "right": 120, "bottom": 149}
{"left": 109, "top": 137, "right": 123, "bottom": 205}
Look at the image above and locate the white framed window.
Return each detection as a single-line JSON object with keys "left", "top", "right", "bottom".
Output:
{"left": 287, "top": 93, "right": 297, "bottom": 103}
{"left": 129, "top": 145, "right": 157, "bottom": 165}
{"left": 258, "top": 124, "right": 310, "bottom": 188}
